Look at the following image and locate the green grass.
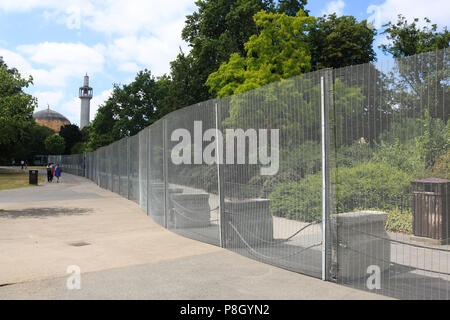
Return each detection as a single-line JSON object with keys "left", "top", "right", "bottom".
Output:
{"left": 0, "top": 169, "right": 45, "bottom": 191}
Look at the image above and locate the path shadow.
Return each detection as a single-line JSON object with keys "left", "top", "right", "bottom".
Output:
{"left": 0, "top": 207, "right": 91, "bottom": 219}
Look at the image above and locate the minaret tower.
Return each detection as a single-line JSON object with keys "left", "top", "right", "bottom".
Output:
{"left": 79, "top": 73, "right": 93, "bottom": 129}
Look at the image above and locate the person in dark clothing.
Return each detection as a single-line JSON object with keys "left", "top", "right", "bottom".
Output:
{"left": 46, "top": 163, "right": 53, "bottom": 182}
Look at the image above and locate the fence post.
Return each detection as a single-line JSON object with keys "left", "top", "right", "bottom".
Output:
{"left": 321, "top": 69, "right": 334, "bottom": 281}
{"left": 215, "top": 102, "right": 226, "bottom": 248}
{"left": 163, "top": 119, "right": 169, "bottom": 228}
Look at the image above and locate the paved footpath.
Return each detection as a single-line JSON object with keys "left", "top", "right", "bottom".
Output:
{"left": 0, "top": 169, "right": 388, "bottom": 299}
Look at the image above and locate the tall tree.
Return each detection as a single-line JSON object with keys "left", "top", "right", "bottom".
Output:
{"left": 45, "top": 134, "right": 65, "bottom": 155}
{"left": 88, "top": 70, "right": 169, "bottom": 149}
{"left": 0, "top": 58, "right": 36, "bottom": 145}
{"left": 308, "top": 13, "right": 376, "bottom": 71}
{"left": 0, "top": 57, "right": 37, "bottom": 161}
{"left": 59, "top": 124, "right": 82, "bottom": 154}
{"left": 380, "top": 15, "right": 449, "bottom": 58}
{"left": 206, "top": 10, "right": 315, "bottom": 97}
{"left": 166, "top": 0, "right": 308, "bottom": 111}
{"left": 380, "top": 16, "right": 449, "bottom": 121}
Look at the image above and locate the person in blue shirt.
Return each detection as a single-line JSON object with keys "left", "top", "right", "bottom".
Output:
{"left": 54, "top": 164, "right": 61, "bottom": 183}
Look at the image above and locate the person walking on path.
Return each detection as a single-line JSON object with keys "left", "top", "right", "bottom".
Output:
{"left": 46, "top": 163, "right": 53, "bottom": 182}
{"left": 54, "top": 164, "right": 61, "bottom": 183}
{"left": 20, "top": 160, "right": 24, "bottom": 170}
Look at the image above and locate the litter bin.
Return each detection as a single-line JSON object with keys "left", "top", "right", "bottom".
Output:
{"left": 29, "top": 170, "right": 39, "bottom": 185}
{"left": 411, "top": 178, "right": 450, "bottom": 244}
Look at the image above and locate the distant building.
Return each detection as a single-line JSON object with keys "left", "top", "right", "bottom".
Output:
{"left": 33, "top": 106, "right": 71, "bottom": 133}
{"left": 79, "top": 73, "right": 93, "bottom": 129}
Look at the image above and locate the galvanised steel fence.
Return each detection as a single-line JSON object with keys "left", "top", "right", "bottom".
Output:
{"left": 50, "top": 48, "right": 449, "bottom": 300}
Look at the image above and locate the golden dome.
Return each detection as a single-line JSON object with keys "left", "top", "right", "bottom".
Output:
{"left": 33, "top": 107, "right": 71, "bottom": 133}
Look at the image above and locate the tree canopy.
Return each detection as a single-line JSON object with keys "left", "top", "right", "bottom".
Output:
{"left": 308, "top": 13, "right": 376, "bottom": 70}
{"left": 206, "top": 10, "right": 315, "bottom": 97}
{"left": 59, "top": 124, "right": 83, "bottom": 155}
{"left": 0, "top": 57, "right": 36, "bottom": 147}
{"left": 380, "top": 15, "right": 449, "bottom": 58}
{"left": 45, "top": 134, "right": 66, "bottom": 155}
{"left": 87, "top": 70, "right": 170, "bottom": 149}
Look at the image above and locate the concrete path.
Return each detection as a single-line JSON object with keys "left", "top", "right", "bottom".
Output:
{"left": 0, "top": 170, "right": 387, "bottom": 299}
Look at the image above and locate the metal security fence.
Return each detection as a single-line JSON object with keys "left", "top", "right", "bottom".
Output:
{"left": 49, "top": 48, "right": 449, "bottom": 300}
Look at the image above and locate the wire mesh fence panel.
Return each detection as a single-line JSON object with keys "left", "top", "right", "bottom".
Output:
{"left": 147, "top": 120, "right": 165, "bottom": 226}
{"left": 165, "top": 100, "right": 220, "bottom": 246}
{"left": 112, "top": 141, "right": 120, "bottom": 193}
{"left": 99, "top": 147, "right": 107, "bottom": 189}
{"left": 118, "top": 138, "right": 128, "bottom": 198}
{"left": 107, "top": 145, "right": 113, "bottom": 191}
{"left": 139, "top": 128, "right": 148, "bottom": 212}
{"left": 128, "top": 134, "right": 140, "bottom": 204}
{"left": 217, "top": 71, "right": 328, "bottom": 278}
{"left": 330, "top": 48, "right": 449, "bottom": 300}
{"left": 47, "top": 49, "right": 448, "bottom": 300}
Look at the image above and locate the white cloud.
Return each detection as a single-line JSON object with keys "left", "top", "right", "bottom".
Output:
{"left": 33, "top": 91, "right": 65, "bottom": 110}
{"left": 0, "top": 0, "right": 194, "bottom": 126}
{"left": 90, "top": 89, "right": 113, "bottom": 121}
{"left": 106, "top": 24, "right": 189, "bottom": 76}
{"left": 0, "top": 1, "right": 193, "bottom": 77}
{"left": 0, "top": 48, "right": 34, "bottom": 78}
{"left": 118, "top": 62, "right": 140, "bottom": 73}
{"left": 0, "top": 0, "right": 194, "bottom": 36}
{"left": 322, "top": 0, "right": 345, "bottom": 16}
{"left": 367, "top": 0, "right": 450, "bottom": 29}
{"left": 12, "top": 42, "right": 105, "bottom": 87}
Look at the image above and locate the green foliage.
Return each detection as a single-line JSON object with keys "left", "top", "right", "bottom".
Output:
{"left": 381, "top": 16, "right": 449, "bottom": 122}
{"left": 59, "top": 124, "right": 82, "bottom": 154}
{"left": 371, "top": 114, "right": 448, "bottom": 174}
{"left": 269, "top": 175, "right": 322, "bottom": 222}
{"left": 178, "top": 0, "right": 309, "bottom": 107}
{"left": 334, "top": 162, "right": 414, "bottom": 213}
{"left": 380, "top": 15, "right": 449, "bottom": 58}
{"left": 88, "top": 70, "right": 169, "bottom": 149}
{"left": 430, "top": 149, "right": 450, "bottom": 179}
{"left": 373, "top": 139, "right": 425, "bottom": 174}
{"left": 336, "top": 141, "right": 373, "bottom": 167}
{"left": 161, "top": 52, "right": 212, "bottom": 112}
{"left": 70, "top": 142, "right": 87, "bottom": 155}
{"left": 206, "top": 10, "right": 315, "bottom": 97}
{"left": 269, "top": 162, "right": 414, "bottom": 222}
{"left": 309, "top": 13, "right": 376, "bottom": 70}
{"left": 415, "top": 111, "right": 449, "bottom": 168}
{"left": 3, "top": 123, "right": 54, "bottom": 163}
{"left": 0, "top": 59, "right": 37, "bottom": 148}
{"left": 377, "top": 118, "right": 424, "bottom": 144}
{"left": 385, "top": 208, "right": 413, "bottom": 234}
{"left": 45, "top": 134, "right": 66, "bottom": 155}
{"left": 249, "top": 141, "right": 321, "bottom": 196}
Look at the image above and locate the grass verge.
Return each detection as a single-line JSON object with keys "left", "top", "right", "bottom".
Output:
{"left": 0, "top": 169, "right": 45, "bottom": 191}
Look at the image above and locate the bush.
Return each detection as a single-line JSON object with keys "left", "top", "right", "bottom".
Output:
{"left": 385, "top": 208, "right": 412, "bottom": 234}
{"left": 269, "top": 175, "right": 322, "bottom": 222}
{"left": 336, "top": 141, "right": 373, "bottom": 167}
{"left": 269, "top": 162, "right": 415, "bottom": 222}
{"left": 247, "top": 141, "right": 321, "bottom": 197}
{"left": 373, "top": 138, "right": 425, "bottom": 174}
{"left": 430, "top": 149, "right": 450, "bottom": 179}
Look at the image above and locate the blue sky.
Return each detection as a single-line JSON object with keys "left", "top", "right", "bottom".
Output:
{"left": 0, "top": 0, "right": 448, "bottom": 126}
